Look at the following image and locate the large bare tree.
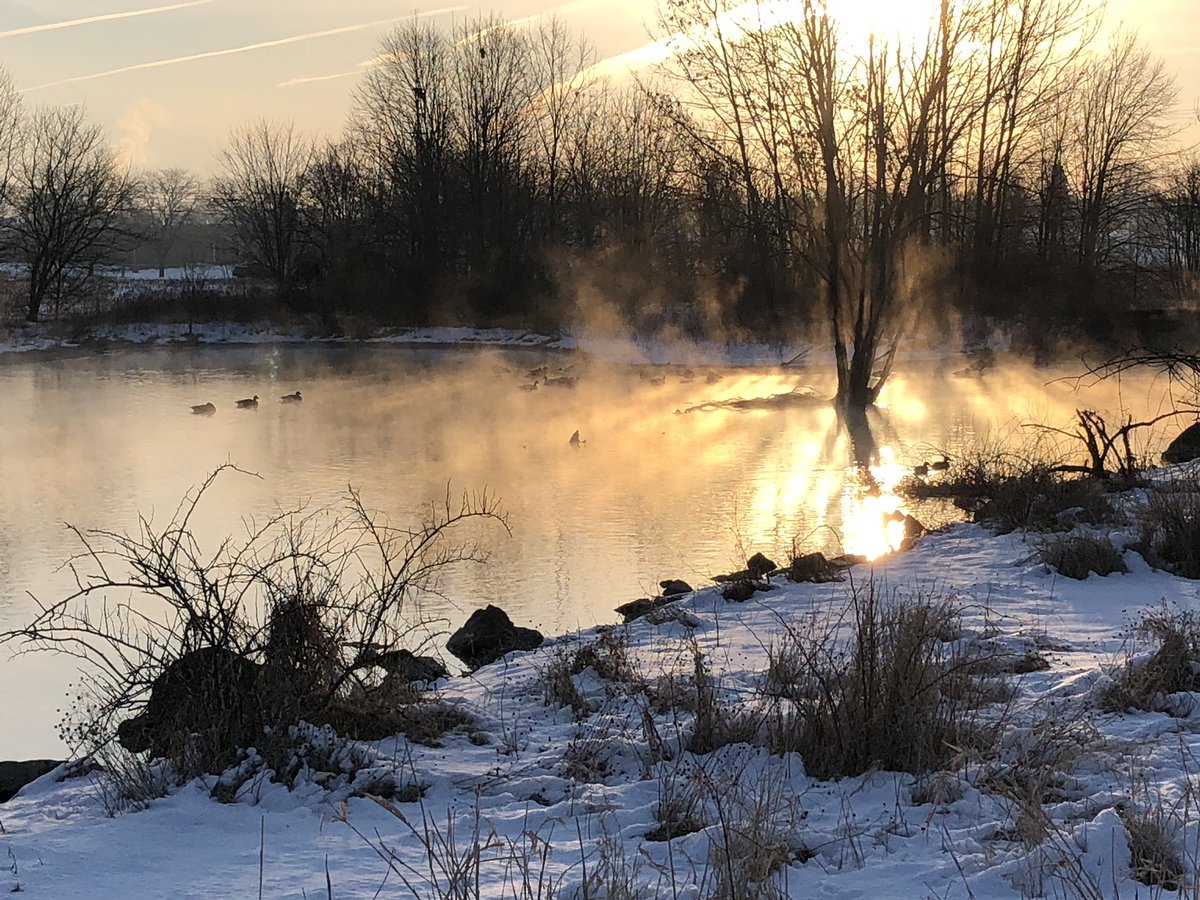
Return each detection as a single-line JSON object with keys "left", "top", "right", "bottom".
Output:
{"left": 1066, "top": 33, "right": 1178, "bottom": 281}
{"left": 138, "top": 167, "right": 201, "bottom": 277}
{"left": 214, "top": 120, "right": 312, "bottom": 292}
{"left": 8, "top": 105, "right": 135, "bottom": 323}
{"left": 660, "top": 0, "right": 995, "bottom": 406}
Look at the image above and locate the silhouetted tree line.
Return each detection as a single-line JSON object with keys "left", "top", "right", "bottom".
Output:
{"left": 1, "top": 1, "right": 1198, "bottom": 404}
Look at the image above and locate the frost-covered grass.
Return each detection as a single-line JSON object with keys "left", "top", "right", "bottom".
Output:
{"left": 9, "top": 515, "right": 1200, "bottom": 897}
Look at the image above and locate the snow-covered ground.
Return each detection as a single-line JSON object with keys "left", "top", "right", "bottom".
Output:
{"left": 4, "top": 514, "right": 1200, "bottom": 898}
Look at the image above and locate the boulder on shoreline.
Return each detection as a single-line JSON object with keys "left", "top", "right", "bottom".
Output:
{"left": 1163, "top": 422, "right": 1200, "bottom": 464}
{"left": 446, "top": 605, "right": 544, "bottom": 670}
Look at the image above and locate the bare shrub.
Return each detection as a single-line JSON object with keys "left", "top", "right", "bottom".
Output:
{"left": 903, "top": 438, "right": 1112, "bottom": 533}
{"left": 1136, "top": 482, "right": 1200, "bottom": 578}
{"left": 1037, "top": 532, "right": 1128, "bottom": 580}
{"left": 2, "top": 466, "right": 507, "bottom": 791}
{"left": 1102, "top": 606, "right": 1200, "bottom": 712}
{"left": 765, "top": 583, "right": 988, "bottom": 779}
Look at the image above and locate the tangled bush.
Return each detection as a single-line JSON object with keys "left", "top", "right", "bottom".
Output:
{"left": 5, "top": 466, "right": 507, "bottom": 789}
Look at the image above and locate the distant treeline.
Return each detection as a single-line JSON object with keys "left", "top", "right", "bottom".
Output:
{"left": 0, "top": 1, "right": 1197, "bottom": 381}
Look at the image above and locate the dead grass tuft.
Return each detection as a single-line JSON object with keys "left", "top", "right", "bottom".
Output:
{"left": 1037, "top": 532, "right": 1128, "bottom": 580}
{"left": 1102, "top": 606, "right": 1200, "bottom": 713}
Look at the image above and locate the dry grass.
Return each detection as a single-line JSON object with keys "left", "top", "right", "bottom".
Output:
{"left": 1136, "top": 483, "right": 1200, "bottom": 578}
{"left": 1037, "top": 532, "right": 1128, "bottom": 580}
{"left": 685, "top": 639, "right": 760, "bottom": 755}
{"left": 1121, "top": 801, "right": 1185, "bottom": 891}
{"left": 764, "top": 584, "right": 990, "bottom": 779}
{"left": 1102, "top": 606, "right": 1200, "bottom": 713}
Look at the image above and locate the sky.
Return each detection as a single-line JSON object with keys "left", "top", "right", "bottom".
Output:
{"left": 0, "top": 0, "right": 1196, "bottom": 175}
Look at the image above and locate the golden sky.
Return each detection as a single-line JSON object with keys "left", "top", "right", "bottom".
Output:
{"left": 1, "top": 0, "right": 1196, "bottom": 174}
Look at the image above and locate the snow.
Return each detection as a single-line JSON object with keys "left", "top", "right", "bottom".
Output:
{"left": 4, "top": 515, "right": 1200, "bottom": 898}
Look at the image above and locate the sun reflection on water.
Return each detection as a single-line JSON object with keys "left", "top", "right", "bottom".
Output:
{"left": 841, "top": 447, "right": 912, "bottom": 560}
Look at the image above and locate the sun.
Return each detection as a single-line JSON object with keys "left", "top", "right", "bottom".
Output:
{"left": 824, "top": 0, "right": 948, "bottom": 49}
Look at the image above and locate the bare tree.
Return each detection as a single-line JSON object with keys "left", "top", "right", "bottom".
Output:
{"left": 660, "top": 0, "right": 995, "bottom": 406}
{"left": 138, "top": 168, "right": 201, "bottom": 277}
{"left": 527, "top": 16, "right": 596, "bottom": 236}
{"left": 1065, "top": 33, "right": 1178, "bottom": 281}
{"left": 0, "top": 66, "right": 20, "bottom": 212}
{"left": 213, "top": 120, "right": 312, "bottom": 292}
{"left": 8, "top": 105, "right": 136, "bottom": 323}
{"left": 354, "top": 18, "right": 456, "bottom": 270}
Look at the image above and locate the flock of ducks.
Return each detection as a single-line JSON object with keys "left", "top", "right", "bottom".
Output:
{"left": 190, "top": 391, "right": 302, "bottom": 415}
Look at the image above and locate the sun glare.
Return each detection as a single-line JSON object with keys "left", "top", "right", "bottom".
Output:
{"left": 841, "top": 446, "right": 913, "bottom": 560}
{"left": 825, "top": 0, "right": 945, "bottom": 47}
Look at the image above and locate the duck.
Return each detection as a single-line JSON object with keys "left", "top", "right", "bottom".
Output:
{"left": 930, "top": 456, "right": 950, "bottom": 472}
{"left": 190, "top": 402, "right": 216, "bottom": 416}
{"left": 280, "top": 391, "right": 303, "bottom": 404}
{"left": 913, "top": 462, "right": 929, "bottom": 477}
{"left": 568, "top": 429, "right": 585, "bottom": 447}
{"left": 235, "top": 395, "right": 259, "bottom": 410}
{"left": 544, "top": 375, "right": 578, "bottom": 388}
{"left": 517, "top": 380, "right": 539, "bottom": 392}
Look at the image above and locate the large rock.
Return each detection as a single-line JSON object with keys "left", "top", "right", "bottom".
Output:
{"left": 117, "top": 646, "right": 262, "bottom": 760}
{"left": 1163, "top": 423, "right": 1200, "bottom": 464}
{"left": 0, "top": 759, "right": 62, "bottom": 803}
{"left": 356, "top": 647, "right": 448, "bottom": 684}
{"left": 446, "top": 605, "right": 544, "bottom": 670}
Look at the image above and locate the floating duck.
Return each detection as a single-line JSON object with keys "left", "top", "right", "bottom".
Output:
{"left": 568, "top": 429, "right": 585, "bottom": 447}
{"left": 235, "top": 395, "right": 259, "bottom": 409}
{"left": 914, "top": 462, "right": 929, "bottom": 477}
{"left": 930, "top": 456, "right": 950, "bottom": 472}
{"left": 517, "top": 380, "right": 539, "bottom": 392}
{"left": 544, "top": 375, "right": 577, "bottom": 388}
{"left": 280, "top": 391, "right": 303, "bottom": 404}
{"left": 190, "top": 402, "right": 216, "bottom": 416}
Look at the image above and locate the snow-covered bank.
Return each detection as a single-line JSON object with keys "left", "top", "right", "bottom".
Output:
{"left": 4, "top": 519, "right": 1200, "bottom": 898}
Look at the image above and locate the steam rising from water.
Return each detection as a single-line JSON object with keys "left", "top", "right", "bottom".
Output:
{"left": 0, "top": 344, "right": 1183, "bottom": 756}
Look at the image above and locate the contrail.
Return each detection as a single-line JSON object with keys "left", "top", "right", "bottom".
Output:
{"left": 279, "top": 0, "right": 605, "bottom": 89}
{"left": 0, "top": 0, "right": 212, "bottom": 40}
{"left": 24, "top": 7, "right": 467, "bottom": 92}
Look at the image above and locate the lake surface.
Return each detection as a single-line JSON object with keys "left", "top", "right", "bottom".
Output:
{"left": 0, "top": 342, "right": 1179, "bottom": 757}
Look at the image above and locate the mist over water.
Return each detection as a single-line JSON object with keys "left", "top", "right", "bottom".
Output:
{"left": 0, "top": 343, "right": 1180, "bottom": 757}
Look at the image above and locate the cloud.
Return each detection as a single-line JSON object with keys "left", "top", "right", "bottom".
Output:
{"left": 115, "top": 97, "right": 171, "bottom": 167}
{"left": 0, "top": 1, "right": 213, "bottom": 40}
{"left": 23, "top": 8, "right": 467, "bottom": 92}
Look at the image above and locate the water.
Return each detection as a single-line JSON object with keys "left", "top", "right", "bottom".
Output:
{"left": 0, "top": 343, "right": 1176, "bottom": 757}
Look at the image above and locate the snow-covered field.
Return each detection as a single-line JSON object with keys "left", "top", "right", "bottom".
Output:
{"left": 4, "top": 512, "right": 1200, "bottom": 898}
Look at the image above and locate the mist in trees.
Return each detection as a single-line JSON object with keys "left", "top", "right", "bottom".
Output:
{"left": 0, "top": 4, "right": 1193, "bottom": 406}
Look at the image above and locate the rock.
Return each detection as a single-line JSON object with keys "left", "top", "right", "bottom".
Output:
{"left": 788, "top": 552, "right": 845, "bottom": 583}
{"left": 722, "top": 580, "right": 775, "bottom": 602}
{"left": 117, "top": 646, "right": 262, "bottom": 760}
{"left": 900, "top": 514, "right": 926, "bottom": 550}
{"left": 0, "top": 759, "right": 62, "bottom": 803}
{"left": 446, "top": 605, "right": 544, "bottom": 670}
{"left": 358, "top": 647, "right": 449, "bottom": 683}
{"left": 616, "top": 597, "right": 670, "bottom": 623}
{"left": 722, "top": 581, "right": 757, "bottom": 602}
{"left": 658, "top": 579, "right": 693, "bottom": 596}
{"left": 747, "top": 552, "right": 778, "bottom": 579}
{"left": 1164, "top": 423, "right": 1200, "bottom": 464}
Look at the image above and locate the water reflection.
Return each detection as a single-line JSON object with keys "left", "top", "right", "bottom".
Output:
{"left": 0, "top": 345, "right": 1177, "bottom": 756}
